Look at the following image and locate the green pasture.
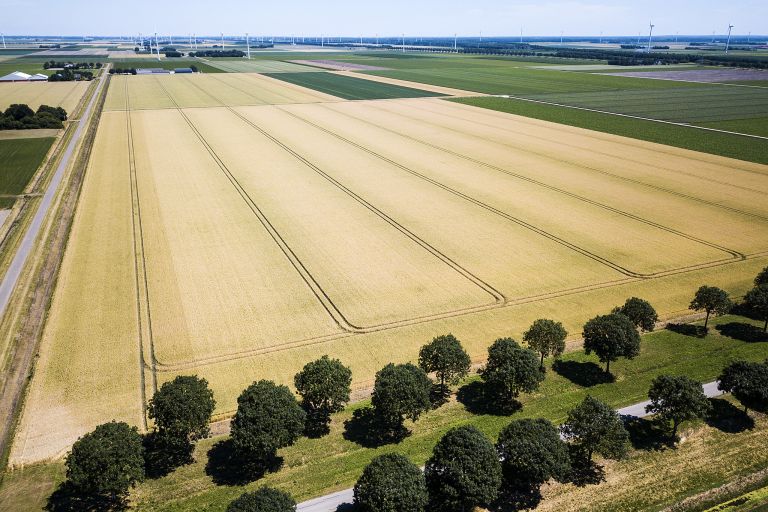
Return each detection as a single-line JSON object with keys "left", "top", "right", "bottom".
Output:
{"left": 0, "top": 138, "right": 55, "bottom": 208}
{"left": 264, "top": 71, "right": 443, "bottom": 100}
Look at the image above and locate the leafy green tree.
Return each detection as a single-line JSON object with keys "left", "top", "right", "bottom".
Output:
{"left": 148, "top": 375, "right": 215, "bottom": 449}
{"left": 613, "top": 297, "right": 658, "bottom": 332}
{"left": 354, "top": 453, "right": 428, "bottom": 512}
{"left": 226, "top": 487, "right": 296, "bottom": 512}
{"left": 371, "top": 363, "right": 432, "bottom": 438}
{"left": 36, "top": 104, "right": 67, "bottom": 121}
{"left": 65, "top": 421, "right": 144, "bottom": 499}
{"left": 481, "top": 338, "right": 544, "bottom": 408}
{"left": 496, "top": 418, "right": 570, "bottom": 489}
{"left": 582, "top": 313, "right": 641, "bottom": 375}
{"left": 755, "top": 266, "right": 768, "bottom": 286}
{"left": 718, "top": 361, "right": 768, "bottom": 415}
{"left": 646, "top": 375, "right": 712, "bottom": 437}
{"left": 690, "top": 286, "right": 732, "bottom": 328}
{"left": 425, "top": 425, "right": 501, "bottom": 511}
{"left": 523, "top": 319, "right": 568, "bottom": 368}
{"left": 294, "top": 355, "right": 352, "bottom": 437}
{"left": 561, "top": 396, "right": 630, "bottom": 461}
{"left": 418, "top": 334, "right": 471, "bottom": 393}
{"left": 230, "top": 380, "right": 305, "bottom": 470}
{"left": 4, "top": 103, "right": 34, "bottom": 120}
{"left": 744, "top": 284, "right": 768, "bottom": 332}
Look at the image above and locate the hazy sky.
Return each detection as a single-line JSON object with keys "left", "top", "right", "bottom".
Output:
{"left": 1, "top": 0, "right": 765, "bottom": 37}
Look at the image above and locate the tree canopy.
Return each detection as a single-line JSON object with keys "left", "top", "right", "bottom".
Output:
{"left": 646, "top": 375, "right": 711, "bottom": 437}
{"left": 755, "top": 266, "right": 768, "bottom": 287}
{"left": 230, "top": 380, "right": 305, "bottom": 468}
{"left": 744, "top": 284, "right": 768, "bottom": 332}
{"left": 226, "top": 487, "right": 296, "bottom": 512}
{"left": 718, "top": 361, "right": 768, "bottom": 414}
{"left": 0, "top": 104, "right": 67, "bottom": 130}
{"left": 480, "top": 338, "right": 544, "bottom": 408}
{"left": 354, "top": 453, "right": 428, "bottom": 512}
{"left": 561, "top": 396, "right": 630, "bottom": 461}
{"left": 371, "top": 363, "right": 432, "bottom": 437}
{"left": 294, "top": 355, "right": 352, "bottom": 436}
{"left": 582, "top": 313, "right": 641, "bottom": 375}
{"left": 425, "top": 425, "right": 501, "bottom": 511}
{"left": 522, "top": 319, "right": 568, "bottom": 367}
{"left": 65, "top": 421, "right": 144, "bottom": 498}
{"left": 690, "top": 286, "right": 732, "bottom": 328}
{"left": 148, "top": 375, "right": 215, "bottom": 442}
{"left": 613, "top": 297, "right": 658, "bottom": 332}
{"left": 496, "top": 418, "right": 570, "bottom": 489}
{"left": 418, "top": 334, "right": 471, "bottom": 391}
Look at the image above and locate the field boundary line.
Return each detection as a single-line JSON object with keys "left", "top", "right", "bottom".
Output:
{"left": 124, "top": 78, "right": 157, "bottom": 428}
{"left": 278, "top": 106, "right": 724, "bottom": 279}
{"left": 593, "top": 72, "right": 768, "bottom": 90}
{"left": 404, "top": 99, "right": 768, "bottom": 193}
{"left": 151, "top": 77, "right": 364, "bottom": 334}
{"left": 492, "top": 94, "right": 768, "bottom": 141}
{"left": 326, "top": 101, "right": 746, "bottom": 262}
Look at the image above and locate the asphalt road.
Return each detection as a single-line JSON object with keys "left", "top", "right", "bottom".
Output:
{"left": 0, "top": 69, "right": 107, "bottom": 316}
{"left": 296, "top": 380, "right": 724, "bottom": 512}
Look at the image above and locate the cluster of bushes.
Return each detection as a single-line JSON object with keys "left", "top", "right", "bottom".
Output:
{"left": 48, "top": 68, "right": 93, "bottom": 81}
{"left": 164, "top": 51, "right": 184, "bottom": 57}
{"left": 188, "top": 49, "right": 245, "bottom": 58}
{"left": 109, "top": 67, "right": 138, "bottom": 75}
{"left": 53, "top": 267, "right": 768, "bottom": 511}
{"left": 42, "top": 61, "right": 102, "bottom": 70}
{"left": 0, "top": 103, "right": 67, "bottom": 130}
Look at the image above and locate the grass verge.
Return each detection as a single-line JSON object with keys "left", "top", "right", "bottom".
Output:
{"left": 449, "top": 96, "right": 768, "bottom": 165}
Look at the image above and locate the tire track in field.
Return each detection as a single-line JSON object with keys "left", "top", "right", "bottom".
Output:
{"left": 415, "top": 99, "right": 768, "bottom": 187}
{"left": 310, "top": 102, "right": 746, "bottom": 261}
{"left": 124, "top": 78, "right": 158, "bottom": 427}
{"left": 277, "top": 106, "right": 734, "bottom": 279}
{"left": 174, "top": 77, "right": 508, "bottom": 321}
{"left": 150, "top": 78, "right": 365, "bottom": 334}
{"left": 384, "top": 99, "right": 768, "bottom": 211}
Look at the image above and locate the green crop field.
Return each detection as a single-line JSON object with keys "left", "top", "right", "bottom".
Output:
{"left": 0, "top": 138, "right": 55, "bottom": 208}
{"left": 2, "top": 315, "right": 766, "bottom": 511}
{"left": 264, "top": 71, "right": 444, "bottom": 99}
{"left": 450, "top": 96, "right": 768, "bottom": 164}
{"left": 108, "top": 59, "right": 223, "bottom": 73}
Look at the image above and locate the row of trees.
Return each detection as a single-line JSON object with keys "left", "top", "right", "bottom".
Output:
{"left": 48, "top": 68, "right": 93, "bottom": 81}
{"left": 42, "top": 61, "right": 102, "bottom": 70}
{"left": 0, "top": 103, "right": 67, "bottom": 130}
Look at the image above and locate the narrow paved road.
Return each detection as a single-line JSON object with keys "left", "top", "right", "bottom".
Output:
{"left": 0, "top": 69, "right": 107, "bottom": 316}
{"left": 296, "top": 381, "right": 724, "bottom": 512}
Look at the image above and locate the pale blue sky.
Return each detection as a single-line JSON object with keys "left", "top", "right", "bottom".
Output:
{"left": 1, "top": 0, "right": 765, "bottom": 37}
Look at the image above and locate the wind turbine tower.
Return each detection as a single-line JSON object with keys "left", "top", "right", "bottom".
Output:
{"left": 246, "top": 32, "right": 251, "bottom": 59}
{"left": 725, "top": 24, "right": 734, "bottom": 54}
{"left": 155, "top": 31, "right": 160, "bottom": 61}
{"left": 221, "top": 32, "right": 224, "bottom": 48}
{"left": 1, "top": 34, "right": 5, "bottom": 50}
{"left": 647, "top": 22, "right": 654, "bottom": 53}
{"left": 454, "top": 33, "right": 457, "bottom": 52}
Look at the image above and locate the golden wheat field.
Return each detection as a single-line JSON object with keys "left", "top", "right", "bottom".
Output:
{"left": 0, "top": 81, "right": 90, "bottom": 115}
{"left": 10, "top": 73, "right": 768, "bottom": 465}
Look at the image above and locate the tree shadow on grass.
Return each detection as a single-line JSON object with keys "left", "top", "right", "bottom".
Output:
{"left": 205, "top": 439, "right": 282, "bottom": 486}
{"left": 342, "top": 407, "right": 408, "bottom": 448}
{"left": 430, "top": 384, "right": 451, "bottom": 409}
{"left": 566, "top": 450, "right": 606, "bottom": 488}
{"left": 142, "top": 432, "right": 194, "bottom": 479}
{"left": 731, "top": 303, "right": 765, "bottom": 322}
{"left": 490, "top": 485, "right": 543, "bottom": 512}
{"left": 715, "top": 322, "right": 768, "bottom": 343}
{"left": 706, "top": 398, "right": 755, "bottom": 433}
{"left": 46, "top": 482, "right": 127, "bottom": 512}
{"left": 623, "top": 416, "right": 675, "bottom": 451}
{"left": 666, "top": 323, "right": 708, "bottom": 338}
{"left": 456, "top": 381, "right": 522, "bottom": 416}
{"left": 552, "top": 360, "right": 614, "bottom": 388}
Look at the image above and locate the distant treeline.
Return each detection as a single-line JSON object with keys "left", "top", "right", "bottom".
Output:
{"left": 43, "top": 61, "right": 103, "bottom": 70}
{"left": 0, "top": 104, "right": 67, "bottom": 130}
{"left": 188, "top": 49, "right": 245, "bottom": 58}
{"left": 49, "top": 68, "right": 94, "bottom": 81}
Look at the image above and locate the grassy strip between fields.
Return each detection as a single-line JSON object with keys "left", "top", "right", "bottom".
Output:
{"left": 449, "top": 96, "right": 768, "bottom": 165}
{"left": 0, "top": 138, "right": 55, "bottom": 209}
{"left": 263, "top": 71, "right": 445, "bottom": 100}
{"left": 3, "top": 315, "right": 767, "bottom": 511}
{"left": 702, "top": 485, "right": 768, "bottom": 512}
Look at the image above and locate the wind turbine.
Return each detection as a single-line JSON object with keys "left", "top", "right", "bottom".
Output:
{"left": 647, "top": 22, "right": 655, "bottom": 53}
{"left": 725, "top": 24, "right": 734, "bottom": 53}
{"left": 155, "top": 31, "right": 160, "bottom": 61}
{"left": 560, "top": 30, "right": 564, "bottom": 46}
{"left": 1, "top": 34, "right": 5, "bottom": 50}
{"left": 246, "top": 32, "right": 250, "bottom": 59}
{"left": 221, "top": 32, "right": 224, "bottom": 48}
{"left": 520, "top": 26, "right": 523, "bottom": 44}
{"left": 402, "top": 33, "right": 405, "bottom": 52}
{"left": 454, "top": 33, "right": 457, "bottom": 52}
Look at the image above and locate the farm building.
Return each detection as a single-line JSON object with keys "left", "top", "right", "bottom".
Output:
{"left": 0, "top": 71, "right": 48, "bottom": 82}
{"left": 174, "top": 68, "right": 194, "bottom": 73}
{"left": 136, "top": 68, "right": 170, "bottom": 75}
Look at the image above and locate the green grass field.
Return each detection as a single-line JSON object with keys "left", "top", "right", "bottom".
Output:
{"left": 450, "top": 96, "right": 768, "bottom": 164}
{"left": 264, "top": 71, "right": 444, "bottom": 100}
{"left": 2, "top": 314, "right": 766, "bottom": 511}
{"left": 698, "top": 117, "right": 768, "bottom": 138}
{"left": 0, "top": 138, "right": 55, "bottom": 208}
